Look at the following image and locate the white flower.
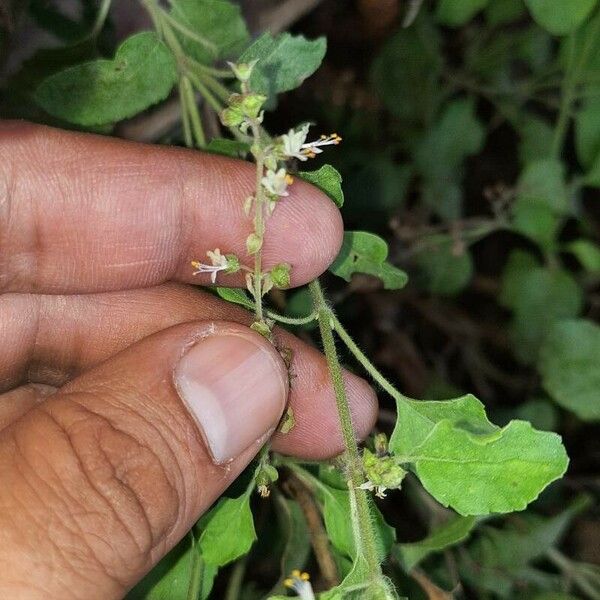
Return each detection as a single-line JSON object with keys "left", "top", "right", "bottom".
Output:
{"left": 359, "top": 480, "right": 388, "bottom": 499}
{"left": 280, "top": 124, "right": 342, "bottom": 161}
{"left": 300, "top": 132, "right": 342, "bottom": 158}
{"left": 281, "top": 123, "right": 311, "bottom": 160}
{"left": 261, "top": 168, "right": 292, "bottom": 197}
{"left": 284, "top": 570, "right": 315, "bottom": 600}
{"left": 191, "top": 248, "right": 228, "bottom": 284}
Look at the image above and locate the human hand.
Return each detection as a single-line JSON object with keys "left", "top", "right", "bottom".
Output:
{"left": 0, "top": 122, "right": 377, "bottom": 599}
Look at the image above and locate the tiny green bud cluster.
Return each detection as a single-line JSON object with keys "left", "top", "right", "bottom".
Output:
{"left": 254, "top": 462, "right": 278, "bottom": 498}
{"left": 360, "top": 434, "right": 407, "bottom": 498}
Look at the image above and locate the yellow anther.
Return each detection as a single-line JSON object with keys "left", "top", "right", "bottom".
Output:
{"left": 285, "top": 174, "right": 294, "bottom": 185}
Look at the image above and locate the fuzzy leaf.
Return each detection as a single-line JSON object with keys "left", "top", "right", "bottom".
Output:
{"left": 329, "top": 231, "right": 408, "bottom": 289}
{"left": 169, "top": 0, "right": 249, "bottom": 63}
{"left": 436, "top": 0, "right": 490, "bottom": 26}
{"left": 390, "top": 394, "right": 495, "bottom": 456}
{"left": 415, "top": 98, "right": 485, "bottom": 219}
{"left": 524, "top": 0, "right": 598, "bottom": 35}
{"left": 216, "top": 287, "right": 255, "bottom": 310}
{"left": 298, "top": 164, "right": 344, "bottom": 207}
{"left": 510, "top": 267, "right": 583, "bottom": 363}
{"left": 516, "top": 158, "right": 569, "bottom": 214}
{"left": 240, "top": 32, "right": 326, "bottom": 99}
{"left": 35, "top": 32, "right": 177, "bottom": 126}
{"left": 539, "top": 319, "right": 600, "bottom": 421}
{"left": 409, "top": 420, "right": 569, "bottom": 515}
{"left": 414, "top": 236, "right": 473, "bottom": 295}
{"left": 199, "top": 493, "right": 256, "bottom": 566}
{"left": 499, "top": 250, "right": 539, "bottom": 308}
{"left": 370, "top": 18, "right": 442, "bottom": 124}
{"left": 395, "top": 515, "right": 477, "bottom": 571}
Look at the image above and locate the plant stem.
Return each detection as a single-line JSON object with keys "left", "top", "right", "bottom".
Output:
{"left": 187, "top": 533, "right": 204, "bottom": 600}
{"left": 266, "top": 310, "right": 318, "bottom": 326}
{"left": 552, "top": 33, "right": 577, "bottom": 158}
{"left": 224, "top": 557, "right": 247, "bottom": 600}
{"left": 179, "top": 80, "right": 193, "bottom": 147}
{"left": 309, "top": 280, "right": 383, "bottom": 586}
{"left": 253, "top": 151, "right": 265, "bottom": 322}
{"left": 330, "top": 313, "right": 413, "bottom": 403}
{"left": 181, "top": 76, "right": 206, "bottom": 147}
{"left": 90, "top": 0, "right": 112, "bottom": 38}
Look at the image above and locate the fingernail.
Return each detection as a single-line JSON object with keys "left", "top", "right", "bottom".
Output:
{"left": 174, "top": 329, "right": 287, "bottom": 463}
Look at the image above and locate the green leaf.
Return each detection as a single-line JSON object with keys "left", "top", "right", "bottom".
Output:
{"left": 343, "top": 158, "right": 411, "bottom": 220}
{"left": 564, "top": 239, "right": 600, "bottom": 272}
{"left": 199, "top": 493, "right": 256, "bottom": 566}
{"left": 395, "top": 515, "right": 477, "bottom": 571}
{"left": 516, "top": 158, "right": 569, "bottom": 214}
{"left": 240, "top": 32, "right": 326, "bottom": 99}
{"left": 469, "top": 496, "right": 590, "bottom": 573}
{"left": 320, "top": 555, "right": 400, "bottom": 600}
{"left": 499, "top": 250, "right": 539, "bottom": 308}
{"left": 510, "top": 267, "right": 583, "bottom": 363}
{"left": 170, "top": 0, "right": 249, "bottom": 63}
{"left": 408, "top": 419, "right": 569, "bottom": 515}
{"left": 298, "top": 164, "right": 344, "bottom": 207}
{"left": 267, "top": 497, "right": 311, "bottom": 596}
{"left": 320, "top": 484, "right": 395, "bottom": 561}
{"left": 436, "top": 0, "right": 490, "bottom": 26}
{"left": 517, "top": 114, "right": 554, "bottom": 164}
{"left": 206, "top": 138, "right": 250, "bottom": 158}
{"left": 415, "top": 99, "right": 485, "bottom": 219}
{"left": 370, "top": 17, "right": 443, "bottom": 125}
{"left": 539, "top": 319, "right": 600, "bottom": 421}
{"left": 575, "top": 97, "right": 600, "bottom": 169}
{"left": 126, "top": 536, "right": 216, "bottom": 600}
{"left": 414, "top": 236, "right": 474, "bottom": 295}
{"left": 524, "top": 0, "right": 598, "bottom": 35}
{"left": 329, "top": 231, "right": 408, "bottom": 289}
{"left": 390, "top": 394, "right": 496, "bottom": 457}
{"left": 215, "top": 287, "right": 255, "bottom": 310}
{"left": 35, "top": 32, "right": 177, "bottom": 126}
{"left": 512, "top": 201, "right": 561, "bottom": 250}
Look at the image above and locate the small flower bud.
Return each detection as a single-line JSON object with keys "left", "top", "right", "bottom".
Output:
{"left": 224, "top": 254, "right": 240, "bottom": 274}
{"left": 361, "top": 448, "right": 407, "bottom": 498}
{"left": 246, "top": 232, "right": 263, "bottom": 255}
{"left": 270, "top": 263, "right": 292, "bottom": 288}
{"left": 220, "top": 106, "right": 244, "bottom": 127}
{"left": 243, "top": 195, "right": 254, "bottom": 216}
{"left": 251, "top": 320, "right": 272, "bottom": 338}
{"left": 227, "top": 59, "right": 258, "bottom": 83}
{"left": 240, "top": 93, "right": 267, "bottom": 119}
{"left": 255, "top": 462, "right": 278, "bottom": 497}
{"left": 374, "top": 432, "right": 389, "bottom": 456}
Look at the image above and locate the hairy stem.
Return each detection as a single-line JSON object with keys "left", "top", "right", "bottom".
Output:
{"left": 309, "top": 280, "right": 383, "bottom": 585}
{"left": 331, "top": 313, "right": 412, "bottom": 403}
{"left": 251, "top": 124, "right": 266, "bottom": 323}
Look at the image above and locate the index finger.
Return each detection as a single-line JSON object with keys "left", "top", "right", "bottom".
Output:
{"left": 0, "top": 121, "right": 343, "bottom": 293}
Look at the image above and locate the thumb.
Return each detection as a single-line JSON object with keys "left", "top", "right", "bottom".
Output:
{"left": 0, "top": 321, "right": 288, "bottom": 599}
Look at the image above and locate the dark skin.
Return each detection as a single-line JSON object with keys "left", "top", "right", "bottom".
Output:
{"left": 0, "top": 121, "right": 377, "bottom": 599}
